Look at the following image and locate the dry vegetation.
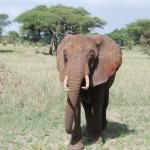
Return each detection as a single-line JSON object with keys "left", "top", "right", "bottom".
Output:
{"left": 0, "top": 46, "right": 150, "bottom": 150}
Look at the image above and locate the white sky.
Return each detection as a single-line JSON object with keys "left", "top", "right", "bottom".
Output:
{"left": 0, "top": 0, "right": 150, "bottom": 34}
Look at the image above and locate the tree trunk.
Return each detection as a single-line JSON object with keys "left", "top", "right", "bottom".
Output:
{"left": 49, "top": 38, "right": 54, "bottom": 55}
{"left": 49, "top": 36, "right": 58, "bottom": 55}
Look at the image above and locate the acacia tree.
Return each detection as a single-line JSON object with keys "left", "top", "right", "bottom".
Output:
{"left": 108, "top": 28, "right": 129, "bottom": 46}
{"left": 15, "top": 5, "right": 106, "bottom": 55}
{"left": 7, "top": 31, "right": 19, "bottom": 44}
{"left": 127, "top": 19, "right": 150, "bottom": 46}
{"left": 0, "top": 14, "right": 10, "bottom": 35}
{"left": 108, "top": 28, "right": 133, "bottom": 50}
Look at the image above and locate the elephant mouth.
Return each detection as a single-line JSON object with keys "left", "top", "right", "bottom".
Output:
{"left": 63, "top": 75, "right": 90, "bottom": 92}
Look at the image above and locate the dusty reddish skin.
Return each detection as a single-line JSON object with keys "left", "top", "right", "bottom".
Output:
{"left": 57, "top": 34, "right": 122, "bottom": 150}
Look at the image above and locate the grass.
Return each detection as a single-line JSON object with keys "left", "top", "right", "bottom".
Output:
{"left": 0, "top": 46, "right": 150, "bottom": 150}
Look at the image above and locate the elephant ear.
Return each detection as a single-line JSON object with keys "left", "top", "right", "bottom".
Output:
{"left": 57, "top": 34, "right": 72, "bottom": 83}
{"left": 92, "top": 35, "right": 122, "bottom": 86}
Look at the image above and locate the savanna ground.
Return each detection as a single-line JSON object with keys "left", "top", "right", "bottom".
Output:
{"left": 0, "top": 45, "right": 150, "bottom": 150}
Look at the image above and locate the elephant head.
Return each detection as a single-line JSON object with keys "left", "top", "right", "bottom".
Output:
{"left": 56, "top": 34, "right": 122, "bottom": 133}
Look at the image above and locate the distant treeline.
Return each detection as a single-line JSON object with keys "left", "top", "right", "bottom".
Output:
{"left": 108, "top": 19, "right": 150, "bottom": 55}
{"left": 0, "top": 5, "right": 150, "bottom": 55}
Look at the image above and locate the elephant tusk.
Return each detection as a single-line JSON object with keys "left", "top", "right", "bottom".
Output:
{"left": 82, "top": 75, "right": 89, "bottom": 90}
{"left": 64, "top": 75, "right": 70, "bottom": 92}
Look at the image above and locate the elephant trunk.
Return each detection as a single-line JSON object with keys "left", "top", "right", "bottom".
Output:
{"left": 65, "top": 74, "right": 82, "bottom": 134}
{"left": 64, "top": 61, "right": 90, "bottom": 134}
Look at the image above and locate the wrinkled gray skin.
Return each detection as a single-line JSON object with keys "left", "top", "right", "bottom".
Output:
{"left": 57, "top": 34, "right": 122, "bottom": 150}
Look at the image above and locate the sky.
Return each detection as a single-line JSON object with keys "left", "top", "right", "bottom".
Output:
{"left": 0, "top": 0, "right": 150, "bottom": 34}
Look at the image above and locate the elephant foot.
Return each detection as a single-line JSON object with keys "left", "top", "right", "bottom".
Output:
{"left": 68, "top": 139, "right": 84, "bottom": 150}
{"left": 91, "top": 135, "right": 104, "bottom": 145}
{"left": 102, "top": 119, "right": 108, "bottom": 130}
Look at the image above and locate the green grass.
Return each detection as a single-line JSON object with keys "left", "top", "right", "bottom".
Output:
{"left": 0, "top": 46, "right": 150, "bottom": 150}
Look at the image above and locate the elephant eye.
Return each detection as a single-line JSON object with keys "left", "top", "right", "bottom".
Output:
{"left": 64, "top": 54, "right": 68, "bottom": 63}
{"left": 64, "top": 50, "right": 68, "bottom": 64}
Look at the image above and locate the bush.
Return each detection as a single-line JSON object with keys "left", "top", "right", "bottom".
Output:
{"left": 143, "top": 46, "right": 150, "bottom": 55}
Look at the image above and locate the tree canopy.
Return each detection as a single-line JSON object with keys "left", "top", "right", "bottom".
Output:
{"left": 127, "top": 19, "right": 150, "bottom": 46}
{"left": 6, "top": 31, "right": 19, "bottom": 44}
{"left": 108, "top": 28, "right": 129, "bottom": 46}
{"left": 0, "top": 14, "right": 10, "bottom": 35}
{"left": 108, "top": 19, "right": 150, "bottom": 53}
{"left": 15, "top": 5, "right": 107, "bottom": 54}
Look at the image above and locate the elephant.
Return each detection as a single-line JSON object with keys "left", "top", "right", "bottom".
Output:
{"left": 56, "top": 34, "right": 122, "bottom": 150}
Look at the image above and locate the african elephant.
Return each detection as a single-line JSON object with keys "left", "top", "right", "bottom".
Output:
{"left": 56, "top": 34, "right": 122, "bottom": 150}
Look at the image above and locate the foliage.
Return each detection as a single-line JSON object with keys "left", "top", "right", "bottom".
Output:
{"left": 143, "top": 46, "right": 150, "bottom": 55}
{"left": 15, "top": 5, "right": 106, "bottom": 54}
{"left": 6, "top": 31, "right": 19, "bottom": 44}
{"left": 126, "top": 19, "right": 150, "bottom": 54}
{"left": 0, "top": 14, "right": 10, "bottom": 35}
{"left": 108, "top": 28, "right": 129, "bottom": 46}
{"left": 127, "top": 19, "right": 150, "bottom": 46}
{"left": 108, "top": 19, "right": 150, "bottom": 54}
{"left": 108, "top": 28, "right": 134, "bottom": 50}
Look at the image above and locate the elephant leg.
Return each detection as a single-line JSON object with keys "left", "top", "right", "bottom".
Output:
{"left": 91, "top": 87, "right": 104, "bottom": 140}
{"left": 102, "top": 89, "right": 109, "bottom": 130}
{"left": 92, "top": 92, "right": 102, "bottom": 135}
{"left": 69, "top": 100, "right": 84, "bottom": 150}
{"left": 82, "top": 102, "right": 93, "bottom": 137}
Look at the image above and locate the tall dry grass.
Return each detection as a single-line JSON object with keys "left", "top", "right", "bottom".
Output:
{"left": 0, "top": 46, "right": 149, "bottom": 149}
